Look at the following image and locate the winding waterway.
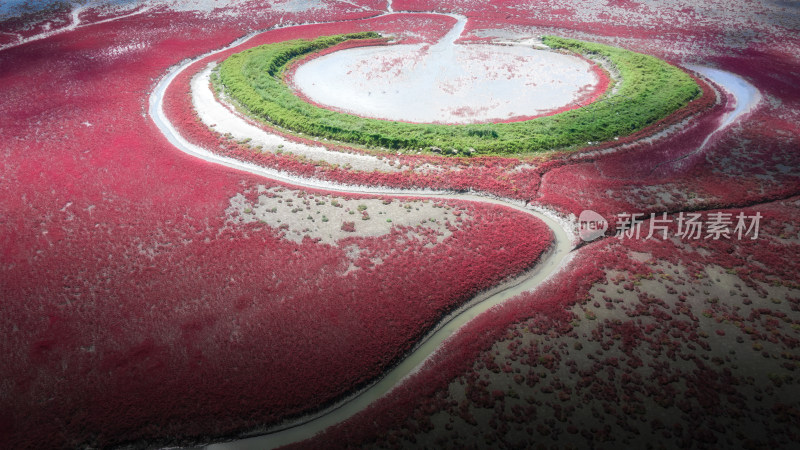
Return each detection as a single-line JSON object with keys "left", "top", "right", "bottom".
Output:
{"left": 147, "top": 1, "right": 759, "bottom": 448}
{"left": 150, "top": 28, "right": 576, "bottom": 448}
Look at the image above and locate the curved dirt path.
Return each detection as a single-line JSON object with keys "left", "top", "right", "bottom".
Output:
{"left": 148, "top": 3, "right": 758, "bottom": 448}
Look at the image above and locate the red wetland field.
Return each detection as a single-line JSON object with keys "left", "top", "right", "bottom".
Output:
{"left": 1, "top": 0, "right": 798, "bottom": 448}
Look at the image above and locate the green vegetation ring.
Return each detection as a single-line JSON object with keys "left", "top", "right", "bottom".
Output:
{"left": 214, "top": 33, "right": 700, "bottom": 156}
